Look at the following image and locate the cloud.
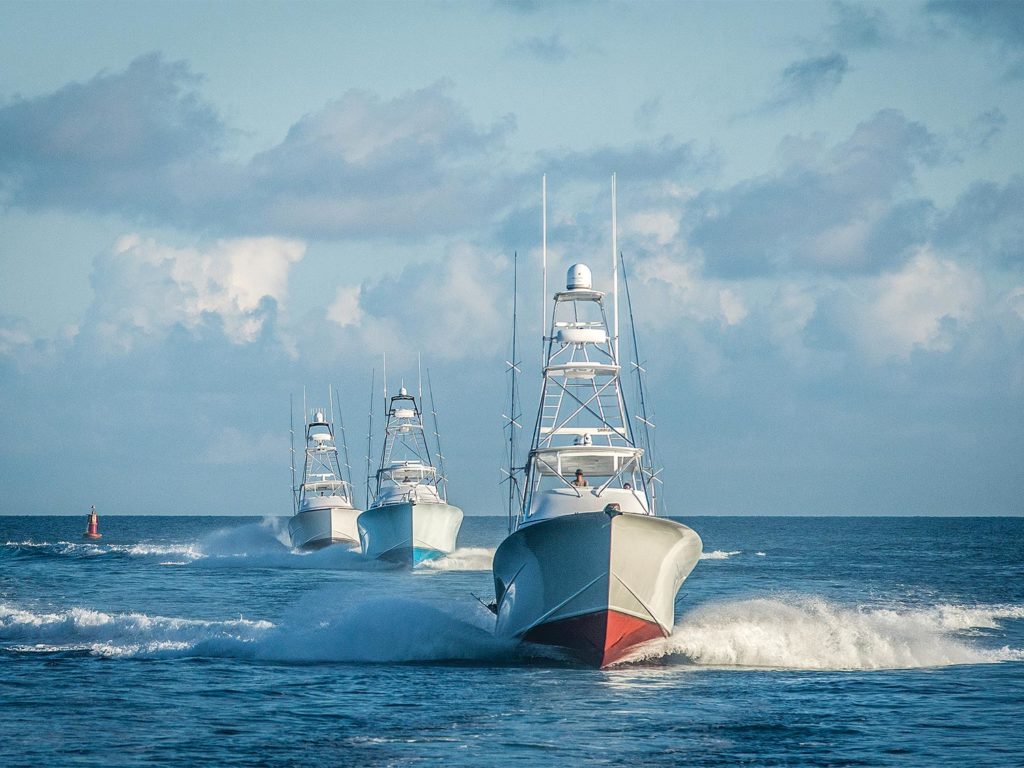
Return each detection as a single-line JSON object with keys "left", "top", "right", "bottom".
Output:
{"left": 245, "top": 83, "right": 516, "bottom": 238}
{"left": 935, "top": 175, "right": 1024, "bottom": 267}
{"left": 827, "top": 1, "right": 891, "bottom": 50}
{"left": 539, "top": 136, "right": 705, "bottom": 184}
{"left": 83, "top": 235, "right": 305, "bottom": 351}
{"left": 927, "top": 0, "right": 1024, "bottom": 79}
{"left": 691, "top": 110, "right": 941, "bottom": 277}
{"left": 761, "top": 53, "right": 849, "bottom": 112}
{"left": 327, "top": 285, "right": 364, "bottom": 328}
{"left": 0, "top": 53, "right": 224, "bottom": 213}
{"left": 846, "top": 248, "right": 984, "bottom": 361}
{"left": 0, "top": 60, "right": 517, "bottom": 239}
{"left": 325, "top": 244, "right": 510, "bottom": 363}
{"left": 510, "top": 34, "right": 570, "bottom": 62}
{"left": 927, "top": 0, "right": 1024, "bottom": 47}
{"left": 633, "top": 96, "right": 662, "bottom": 131}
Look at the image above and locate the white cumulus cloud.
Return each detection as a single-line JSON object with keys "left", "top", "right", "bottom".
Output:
{"left": 851, "top": 248, "right": 983, "bottom": 361}
{"left": 92, "top": 235, "right": 305, "bottom": 349}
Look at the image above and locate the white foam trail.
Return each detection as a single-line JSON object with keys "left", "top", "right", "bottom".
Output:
{"left": 621, "top": 597, "right": 1024, "bottom": 670}
{"left": 700, "top": 550, "right": 741, "bottom": 560}
{"left": 0, "top": 602, "right": 271, "bottom": 657}
{"left": 417, "top": 547, "right": 495, "bottom": 572}
{"left": 3, "top": 540, "right": 203, "bottom": 561}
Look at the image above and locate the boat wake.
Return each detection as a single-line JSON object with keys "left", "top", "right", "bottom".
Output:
{"left": 416, "top": 547, "right": 495, "bottom": 572}
{"left": 619, "top": 596, "right": 1024, "bottom": 670}
{"left": 700, "top": 550, "right": 742, "bottom": 560}
{"left": 4, "top": 594, "right": 1020, "bottom": 670}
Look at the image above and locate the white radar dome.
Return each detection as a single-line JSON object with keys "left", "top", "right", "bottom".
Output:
{"left": 567, "top": 263, "right": 592, "bottom": 290}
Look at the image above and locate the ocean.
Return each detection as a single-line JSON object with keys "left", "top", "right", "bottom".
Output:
{"left": 2, "top": 515, "right": 1022, "bottom": 767}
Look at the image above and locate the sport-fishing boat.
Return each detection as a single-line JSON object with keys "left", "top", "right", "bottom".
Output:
{"left": 492, "top": 176, "right": 702, "bottom": 667}
{"left": 288, "top": 396, "right": 361, "bottom": 550}
{"left": 358, "top": 377, "right": 463, "bottom": 565}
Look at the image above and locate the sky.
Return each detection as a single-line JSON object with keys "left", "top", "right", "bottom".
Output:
{"left": 1, "top": 0, "right": 1022, "bottom": 516}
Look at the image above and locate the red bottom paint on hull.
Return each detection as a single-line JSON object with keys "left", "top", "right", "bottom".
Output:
{"left": 523, "top": 609, "right": 665, "bottom": 668}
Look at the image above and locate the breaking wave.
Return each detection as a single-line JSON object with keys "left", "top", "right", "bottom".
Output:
{"left": 417, "top": 547, "right": 495, "bottom": 572}
{"left": 621, "top": 597, "right": 1024, "bottom": 670}
{"left": 0, "top": 602, "right": 271, "bottom": 657}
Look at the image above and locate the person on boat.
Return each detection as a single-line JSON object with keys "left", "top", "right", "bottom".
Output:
{"left": 572, "top": 469, "right": 588, "bottom": 487}
{"left": 623, "top": 482, "right": 632, "bottom": 490}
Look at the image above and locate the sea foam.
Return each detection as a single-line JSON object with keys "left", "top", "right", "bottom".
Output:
{"left": 417, "top": 547, "right": 495, "bottom": 572}
{"left": 619, "top": 596, "right": 1024, "bottom": 670}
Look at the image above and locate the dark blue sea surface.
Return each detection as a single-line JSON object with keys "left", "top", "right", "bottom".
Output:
{"left": 2, "top": 515, "right": 1022, "bottom": 767}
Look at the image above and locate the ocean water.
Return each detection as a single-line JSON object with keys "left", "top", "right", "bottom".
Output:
{"left": 2, "top": 515, "right": 1022, "bottom": 767}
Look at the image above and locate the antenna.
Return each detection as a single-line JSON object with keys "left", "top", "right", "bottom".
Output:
{"left": 365, "top": 369, "right": 375, "bottom": 509}
{"left": 383, "top": 352, "right": 388, "bottom": 404}
{"left": 302, "top": 386, "right": 307, "bottom": 427}
{"left": 542, "top": 173, "right": 547, "bottom": 366}
{"left": 289, "top": 393, "right": 297, "bottom": 515}
{"left": 418, "top": 352, "right": 423, "bottom": 402}
{"left": 612, "top": 172, "right": 619, "bottom": 364}
{"left": 329, "top": 383, "right": 334, "bottom": 426}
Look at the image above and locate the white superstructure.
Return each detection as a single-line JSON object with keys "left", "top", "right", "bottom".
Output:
{"left": 288, "top": 399, "right": 361, "bottom": 550}
{"left": 492, "top": 176, "right": 702, "bottom": 667}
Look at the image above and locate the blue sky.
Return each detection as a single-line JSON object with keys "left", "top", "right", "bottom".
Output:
{"left": 1, "top": 0, "right": 1021, "bottom": 516}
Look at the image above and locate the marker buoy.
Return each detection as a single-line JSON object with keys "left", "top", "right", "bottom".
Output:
{"left": 83, "top": 505, "right": 102, "bottom": 539}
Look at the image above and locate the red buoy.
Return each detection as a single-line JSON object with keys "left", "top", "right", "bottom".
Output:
{"left": 83, "top": 505, "right": 102, "bottom": 539}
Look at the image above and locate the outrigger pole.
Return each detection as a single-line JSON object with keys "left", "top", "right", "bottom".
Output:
{"left": 365, "top": 369, "right": 375, "bottom": 509}
{"left": 612, "top": 172, "right": 619, "bottom": 364}
{"left": 505, "top": 251, "right": 522, "bottom": 534}
{"left": 620, "top": 251, "right": 659, "bottom": 515}
{"left": 289, "top": 393, "right": 297, "bottom": 514}
{"left": 426, "top": 367, "right": 448, "bottom": 502}
{"left": 542, "top": 174, "right": 547, "bottom": 367}
{"left": 334, "top": 385, "right": 354, "bottom": 491}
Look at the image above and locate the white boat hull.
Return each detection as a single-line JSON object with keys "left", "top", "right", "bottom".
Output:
{"left": 288, "top": 502, "right": 361, "bottom": 550}
{"left": 358, "top": 501, "right": 463, "bottom": 565}
{"left": 493, "top": 510, "right": 702, "bottom": 667}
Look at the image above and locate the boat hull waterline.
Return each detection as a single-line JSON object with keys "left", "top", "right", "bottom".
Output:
{"left": 493, "top": 511, "right": 702, "bottom": 667}
{"left": 358, "top": 501, "right": 463, "bottom": 565}
{"left": 288, "top": 503, "right": 361, "bottom": 550}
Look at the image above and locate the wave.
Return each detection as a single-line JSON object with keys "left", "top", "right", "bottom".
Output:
{"left": 700, "top": 550, "right": 741, "bottom": 560}
{"left": 417, "top": 547, "right": 495, "bottom": 572}
{"left": 1, "top": 540, "right": 203, "bottom": 561}
{"left": 0, "top": 602, "right": 271, "bottom": 657}
{"left": 0, "top": 597, "right": 523, "bottom": 664}
{"left": 620, "top": 596, "right": 1024, "bottom": 670}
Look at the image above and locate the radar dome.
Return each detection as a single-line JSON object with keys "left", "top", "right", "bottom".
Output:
{"left": 567, "top": 263, "right": 592, "bottom": 290}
